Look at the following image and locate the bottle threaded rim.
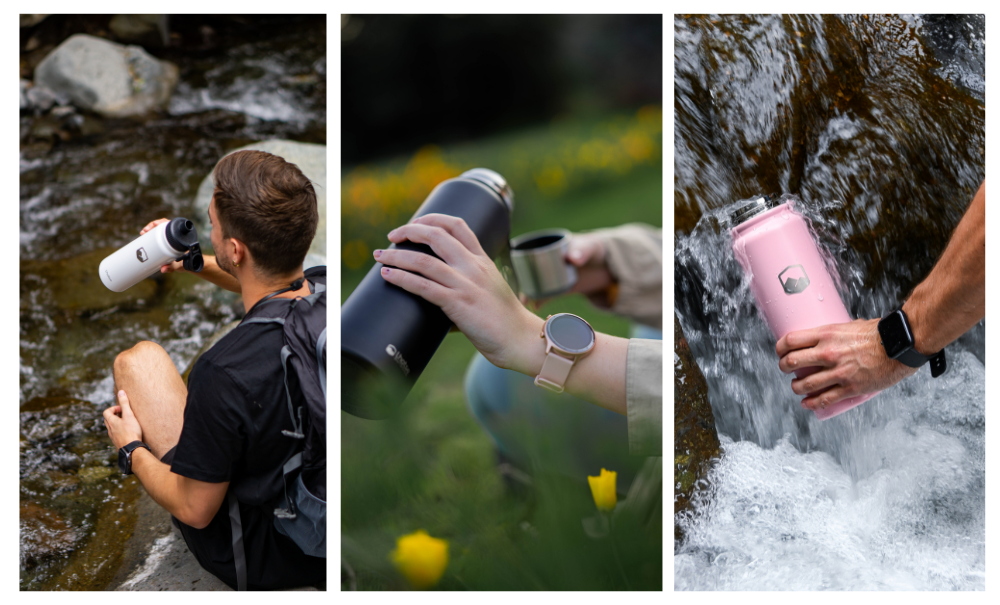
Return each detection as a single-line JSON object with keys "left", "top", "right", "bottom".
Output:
{"left": 730, "top": 195, "right": 779, "bottom": 226}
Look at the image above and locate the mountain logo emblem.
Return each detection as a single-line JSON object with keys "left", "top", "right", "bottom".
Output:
{"left": 778, "top": 264, "right": 810, "bottom": 294}
{"left": 136, "top": 247, "right": 149, "bottom": 263}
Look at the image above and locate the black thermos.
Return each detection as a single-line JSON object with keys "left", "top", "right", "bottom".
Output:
{"left": 341, "top": 168, "right": 515, "bottom": 419}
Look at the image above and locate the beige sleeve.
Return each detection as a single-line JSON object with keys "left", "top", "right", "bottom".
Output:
{"left": 626, "top": 338, "right": 662, "bottom": 457}
{"left": 586, "top": 223, "right": 663, "bottom": 330}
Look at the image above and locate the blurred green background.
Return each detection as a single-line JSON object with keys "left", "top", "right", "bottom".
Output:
{"left": 341, "top": 15, "right": 662, "bottom": 591}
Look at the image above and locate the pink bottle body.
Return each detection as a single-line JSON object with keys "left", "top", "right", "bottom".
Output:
{"left": 730, "top": 199, "right": 877, "bottom": 420}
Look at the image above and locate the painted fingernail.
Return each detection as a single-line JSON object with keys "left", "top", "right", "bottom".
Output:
{"left": 118, "top": 390, "right": 125, "bottom": 398}
{"left": 373, "top": 249, "right": 382, "bottom": 259}
{"left": 381, "top": 267, "right": 390, "bottom": 275}
{"left": 412, "top": 217, "right": 422, "bottom": 224}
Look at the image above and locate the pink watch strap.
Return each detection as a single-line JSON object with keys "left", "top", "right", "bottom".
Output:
{"left": 535, "top": 351, "right": 575, "bottom": 393}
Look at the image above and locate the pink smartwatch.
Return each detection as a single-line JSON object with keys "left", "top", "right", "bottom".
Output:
{"left": 534, "top": 313, "right": 596, "bottom": 393}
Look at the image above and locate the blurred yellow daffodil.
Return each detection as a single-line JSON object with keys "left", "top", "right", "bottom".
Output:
{"left": 390, "top": 529, "right": 449, "bottom": 590}
{"left": 587, "top": 468, "right": 617, "bottom": 512}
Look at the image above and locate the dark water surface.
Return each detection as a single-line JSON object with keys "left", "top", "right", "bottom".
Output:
{"left": 19, "top": 18, "right": 325, "bottom": 590}
{"left": 673, "top": 14, "right": 984, "bottom": 590}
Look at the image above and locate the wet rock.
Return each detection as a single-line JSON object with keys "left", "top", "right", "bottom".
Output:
{"left": 192, "top": 140, "right": 327, "bottom": 268}
{"left": 20, "top": 502, "right": 79, "bottom": 569}
{"left": 24, "top": 83, "right": 62, "bottom": 113}
{"left": 20, "top": 247, "right": 159, "bottom": 314}
{"left": 673, "top": 314, "right": 720, "bottom": 544}
{"left": 78, "top": 466, "right": 116, "bottom": 483}
{"left": 109, "top": 14, "right": 169, "bottom": 48}
{"left": 918, "top": 14, "right": 985, "bottom": 101}
{"left": 20, "top": 79, "right": 30, "bottom": 110}
{"left": 34, "top": 34, "right": 179, "bottom": 118}
{"left": 20, "top": 14, "right": 49, "bottom": 28}
{"left": 44, "top": 477, "right": 143, "bottom": 590}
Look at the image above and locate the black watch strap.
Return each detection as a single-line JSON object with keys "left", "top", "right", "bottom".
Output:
{"left": 927, "top": 350, "right": 947, "bottom": 378}
{"left": 896, "top": 346, "right": 947, "bottom": 377}
{"left": 120, "top": 440, "right": 151, "bottom": 475}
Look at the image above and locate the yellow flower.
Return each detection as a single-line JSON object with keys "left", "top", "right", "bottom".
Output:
{"left": 390, "top": 530, "right": 449, "bottom": 590}
{"left": 588, "top": 468, "right": 617, "bottom": 512}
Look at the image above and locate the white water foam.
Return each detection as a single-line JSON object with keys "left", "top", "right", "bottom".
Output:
{"left": 675, "top": 350, "right": 985, "bottom": 591}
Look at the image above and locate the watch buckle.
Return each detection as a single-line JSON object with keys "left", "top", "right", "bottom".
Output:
{"left": 534, "top": 376, "right": 565, "bottom": 393}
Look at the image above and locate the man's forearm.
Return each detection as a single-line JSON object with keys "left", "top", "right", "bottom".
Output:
{"left": 903, "top": 181, "right": 986, "bottom": 354}
{"left": 130, "top": 448, "right": 225, "bottom": 529}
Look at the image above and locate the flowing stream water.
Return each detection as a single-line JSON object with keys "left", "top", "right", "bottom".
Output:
{"left": 19, "top": 17, "right": 325, "bottom": 590}
{"left": 673, "top": 14, "right": 984, "bottom": 590}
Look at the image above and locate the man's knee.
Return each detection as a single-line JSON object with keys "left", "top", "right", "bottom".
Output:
{"left": 114, "top": 340, "right": 168, "bottom": 379}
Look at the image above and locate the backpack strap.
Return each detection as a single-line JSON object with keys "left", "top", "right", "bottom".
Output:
{"left": 316, "top": 327, "right": 327, "bottom": 397}
{"left": 273, "top": 451, "right": 304, "bottom": 519}
{"left": 280, "top": 345, "right": 306, "bottom": 439}
{"left": 228, "top": 491, "right": 248, "bottom": 591}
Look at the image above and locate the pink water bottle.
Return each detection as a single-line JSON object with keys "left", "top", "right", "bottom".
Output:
{"left": 730, "top": 196, "right": 878, "bottom": 420}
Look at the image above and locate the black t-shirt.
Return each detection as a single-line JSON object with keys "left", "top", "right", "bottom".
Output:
{"left": 170, "top": 267, "right": 326, "bottom": 590}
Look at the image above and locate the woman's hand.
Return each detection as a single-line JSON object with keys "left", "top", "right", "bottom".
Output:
{"left": 375, "top": 214, "right": 543, "bottom": 374}
{"left": 521, "top": 232, "right": 617, "bottom": 310}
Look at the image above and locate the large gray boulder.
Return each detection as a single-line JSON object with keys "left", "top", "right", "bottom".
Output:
{"left": 34, "top": 34, "right": 178, "bottom": 118}
{"left": 193, "top": 140, "right": 326, "bottom": 269}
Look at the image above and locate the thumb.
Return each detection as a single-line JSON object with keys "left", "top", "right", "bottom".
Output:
{"left": 117, "top": 390, "right": 134, "bottom": 417}
{"left": 566, "top": 237, "right": 601, "bottom": 267}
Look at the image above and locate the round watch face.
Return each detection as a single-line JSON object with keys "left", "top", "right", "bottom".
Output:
{"left": 546, "top": 313, "right": 595, "bottom": 354}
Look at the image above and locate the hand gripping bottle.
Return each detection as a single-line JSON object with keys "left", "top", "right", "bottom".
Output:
{"left": 99, "top": 218, "right": 204, "bottom": 292}
{"left": 730, "top": 196, "right": 878, "bottom": 420}
{"left": 341, "top": 168, "right": 514, "bottom": 419}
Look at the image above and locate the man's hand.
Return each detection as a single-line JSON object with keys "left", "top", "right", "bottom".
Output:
{"left": 103, "top": 390, "right": 144, "bottom": 450}
{"left": 140, "top": 218, "right": 190, "bottom": 275}
{"left": 775, "top": 319, "right": 917, "bottom": 410}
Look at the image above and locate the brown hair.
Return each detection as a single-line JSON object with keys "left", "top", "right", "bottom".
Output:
{"left": 212, "top": 150, "right": 318, "bottom": 277}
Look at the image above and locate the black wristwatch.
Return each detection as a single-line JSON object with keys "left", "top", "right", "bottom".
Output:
{"left": 118, "top": 440, "right": 151, "bottom": 475}
{"left": 877, "top": 308, "right": 947, "bottom": 377}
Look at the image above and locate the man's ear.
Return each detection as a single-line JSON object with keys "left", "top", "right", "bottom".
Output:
{"left": 230, "top": 238, "right": 249, "bottom": 266}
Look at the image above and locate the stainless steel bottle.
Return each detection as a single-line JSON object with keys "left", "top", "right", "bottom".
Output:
{"left": 341, "top": 169, "right": 514, "bottom": 419}
{"left": 99, "top": 218, "right": 204, "bottom": 292}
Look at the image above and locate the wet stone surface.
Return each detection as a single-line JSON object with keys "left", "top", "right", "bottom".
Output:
{"left": 672, "top": 314, "right": 721, "bottom": 546}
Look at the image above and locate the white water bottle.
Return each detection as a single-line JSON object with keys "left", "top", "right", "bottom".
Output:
{"left": 99, "top": 218, "right": 204, "bottom": 292}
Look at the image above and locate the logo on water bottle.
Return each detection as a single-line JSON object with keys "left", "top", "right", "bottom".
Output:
{"left": 136, "top": 247, "right": 149, "bottom": 263}
{"left": 386, "top": 344, "right": 410, "bottom": 376}
{"left": 778, "top": 264, "right": 810, "bottom": 294}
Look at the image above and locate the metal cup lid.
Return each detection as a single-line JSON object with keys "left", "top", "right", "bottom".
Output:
{"left": 460, "top": 168, "right": 514, "bottom": 213}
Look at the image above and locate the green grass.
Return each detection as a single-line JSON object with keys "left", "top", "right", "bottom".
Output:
{"left": 340, "top": 115, "right": 662, "bottom": 590}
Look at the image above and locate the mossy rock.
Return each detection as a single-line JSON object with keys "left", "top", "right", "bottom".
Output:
{"left": 20, "top": 247, "right": 159, "bottom": 314}
{"left": 673, "top": 313, "right": 721, "bottom": 544}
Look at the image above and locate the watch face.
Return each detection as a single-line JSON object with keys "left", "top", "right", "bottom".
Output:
{"left": 879, "top": 310, "right": 915, "bottom": 359}
{"left": 546, "top": 314, "right": 595, "bottom": 354}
